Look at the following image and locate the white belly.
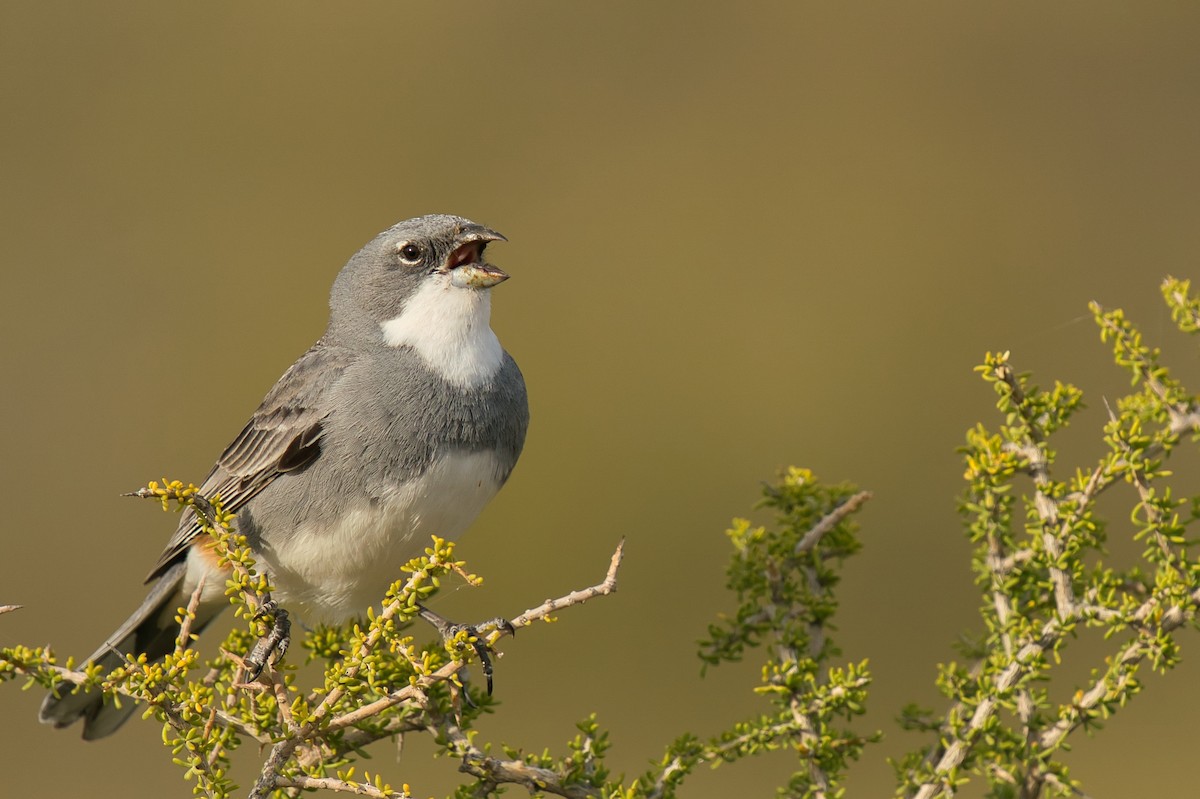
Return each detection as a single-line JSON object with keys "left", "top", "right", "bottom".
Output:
{"left": 263, "top": 450, "right": 505, "bottom": 623}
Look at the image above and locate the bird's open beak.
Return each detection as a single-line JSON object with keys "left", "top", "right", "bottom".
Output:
{"left": 448, "top": 228, "right": 509, "bottom": 289}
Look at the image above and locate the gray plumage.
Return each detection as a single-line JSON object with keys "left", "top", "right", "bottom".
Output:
{"left": 40, "top": 214, "right": 529, "bottom": 739}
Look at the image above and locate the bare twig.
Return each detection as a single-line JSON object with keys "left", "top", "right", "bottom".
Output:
{"left": 323, "top": 661, "right": 458, "bottom": 734}
{"left": 274, "top": 775, "right": 409, "bottom": 798}
{"left": 498, "top": 538, "right": 624, "bottom": 636}
{"left": 429, "top": 701, "right": 599, "bottom": 799}
{"left": 175, "top": 575, "right": 206, "bottom": 655}
{"left": 996, "top": 365, "right": 1075, "bottom": 618}
{"left": 251, "top": 542, "right": 625, "bottom": 799}
{"left": 795, "top": 491, "right": 872, "bottom": 555}
{"left": 158, "top": 701, "right": 223, "bottom": 796}
{"left": 794, "top": 494, "right": 871, "bottom": 799}
{"left": 322, "top": 540, "right": 627, "bottom": 749}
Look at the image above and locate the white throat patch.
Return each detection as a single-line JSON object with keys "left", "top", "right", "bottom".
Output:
{"left": 380, "top": 274, "right": 504, "bottom": 388}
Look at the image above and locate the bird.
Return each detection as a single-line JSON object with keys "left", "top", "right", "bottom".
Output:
{"left": 39, "top": 214, "right": 529, "bottom": 739}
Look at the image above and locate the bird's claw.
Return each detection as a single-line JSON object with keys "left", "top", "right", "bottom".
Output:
{"left": 243, "top": 599, "right": 290, "bottom": 681}
{"left": 418, "top": 607, "right": 514, "bottom": 695}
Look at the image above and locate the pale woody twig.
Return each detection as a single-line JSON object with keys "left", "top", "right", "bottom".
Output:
{"left": 1039, "top": 580, "right": 1200, "bottom": 751}
{"left": 274, "top": 774, "right": 410, "bottom": 798}
{"left": 1025, "top": 402, "right": 1199, "bottom": 750}
{"left": 988, "top": 547, "right": 1033, "bottom": 575}
{"left": 322, "top": 662, "right": 457, "bottom": 734}
{"left": 795, "top": 492, "right": 870, "bottom": 799}
{"left": 918, "top": 577, "right": 1200, "bottom": 799}
{"left": 432, "top": 700, "right": 598, "bottom": 799}
{"left": 990, "top": 764, "right": 1095, "bottom": 799}
{"left": 1043, "top": 772, "right": 1095, "bottom": 799}
{"left": 254, "top": 540, "right": 627, "bottom": 799}
{"left": 912, "top": 354, "right": 1200, "bottom": 799}
{"left": 996, "top": 365, "right": 1075, "bottom": 618}
{"left": 271, "top": 672, "right": 299, "bottom": 736}
{"left": 175, "top": 576, "right": 206, "bottom": 655}
{"left": 384, "top": 543, "right": 628, "bottom": 799}
{"left": 501, "top": 538, "right": 625, "bottom": 634}
{"left": 794, "top": 490, "right": 872, "bottom": 555}
{"left": 988, "top": 369, "right": 1049, "bottom": 756}
{"left": 322, "top": 539, "right": 625, "bottom": 737}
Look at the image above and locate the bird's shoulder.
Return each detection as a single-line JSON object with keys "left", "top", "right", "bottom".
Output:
{"left": 215, "top": 341, "right": 356, "bottom": 476}
{"left": 145, "top": 340, "right": 357, "bottom": 581}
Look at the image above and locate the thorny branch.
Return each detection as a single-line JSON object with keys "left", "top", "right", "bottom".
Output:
{"left": 8, "top": 481, "right": 624, "bottom": 799}
{"left": 909, "top": 323, "right": 1200, "bottom": 799}
{"left": 650, "top": 491, "right": 873, "bottom": 799}
{"left": 249, "top": 539, "right": 625, "bottom": 799}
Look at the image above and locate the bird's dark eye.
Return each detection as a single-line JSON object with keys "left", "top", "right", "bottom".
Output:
{"left": 398, "top": 243, "right": 424, "bottom": 264}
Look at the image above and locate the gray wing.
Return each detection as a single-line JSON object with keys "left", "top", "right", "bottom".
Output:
{"left": 145, "top": 341, "right": 354, "bottom": 582}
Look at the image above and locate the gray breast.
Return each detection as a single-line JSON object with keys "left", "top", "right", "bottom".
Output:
{"left": 237, "top": 346, "right": 528, "bottom": 550}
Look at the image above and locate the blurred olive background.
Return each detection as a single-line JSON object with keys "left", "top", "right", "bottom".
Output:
{"left": 4, "top": 2, "right": 1200, "bottom": 797}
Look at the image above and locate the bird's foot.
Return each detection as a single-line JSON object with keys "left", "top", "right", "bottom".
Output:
{"left": 417, "top": 605, "right": 515, "bottom": 695}
{"left": 243, "top": 598, "right": 290, "bottom": 681}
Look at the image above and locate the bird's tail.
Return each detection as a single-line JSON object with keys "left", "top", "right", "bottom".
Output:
{"left": 39, "top": 561, "right": 215, "bottom": 740}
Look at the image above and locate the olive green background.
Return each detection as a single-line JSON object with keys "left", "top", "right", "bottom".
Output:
{"left": 3, "top": 3, "right": 1200, "bottom": 797}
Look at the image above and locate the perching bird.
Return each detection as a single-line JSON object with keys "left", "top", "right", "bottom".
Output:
{"left": 40, "top": 214, "right": 529, "bottom": 739}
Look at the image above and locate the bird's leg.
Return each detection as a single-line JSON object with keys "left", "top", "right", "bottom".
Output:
{"left": 417, "top": 605, "right": 515, "bottom": 695}
{"left": 243, "top": 598, "right": 290, "bottom": 681}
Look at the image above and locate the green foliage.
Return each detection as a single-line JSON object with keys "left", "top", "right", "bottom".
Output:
{"left": 621, "top": 469, "right": 877, "bottom": 799}
{"left": 893, "top": 277, "right": 1200, "bottom": 799}
{"left": 1162, "top": 275, "right": 1200, "bottom": 334}
{"left": 5, "top": 277, "right": 1200, "bottom": 798}
{"left": 8, "top": 482, "right": 494, "bottom": 799}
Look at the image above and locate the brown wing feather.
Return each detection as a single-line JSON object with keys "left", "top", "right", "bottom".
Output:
{"left": 144, "top": 342, "right": 353, "bottom": 582}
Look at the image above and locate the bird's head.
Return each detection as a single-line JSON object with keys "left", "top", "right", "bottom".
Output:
{"left": 331, "top": 214, "right": 508, "bottom": 329}
{"left": 329, "top": 215, "right": 513, "bottom": 386}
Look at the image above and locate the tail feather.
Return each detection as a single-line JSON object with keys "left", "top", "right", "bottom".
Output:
{"left": 39, "top": 561, "right": 198, "bottom": 739}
